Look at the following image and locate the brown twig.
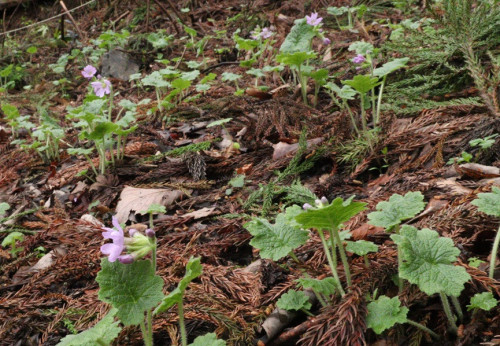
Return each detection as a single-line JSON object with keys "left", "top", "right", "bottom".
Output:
{"left": 59, "top": 0, "right": 85, "bottom": 42}
{"left": 152, "top": 0, "right": 180, "bottom": 35}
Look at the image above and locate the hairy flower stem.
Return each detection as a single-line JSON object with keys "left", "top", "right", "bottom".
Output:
{"left": 140, "top": 320, "right": 152, "bottom": 346}
{"left": 439, "top": 292, "right": 458, "bottom": 333}
{"left": 318, "top": 231, "right": 345, "bottom": 296}
{"left": 406, "top": 319, "right": 440, "bottom": 339}
{"left": 450, "top": 296, "right": 463, "bottom": 322}
{"left": 147, "top": 309, "right": 153, "bottom": 345}
{"left": 312, "top": 289, "right": 328, "bottom": 307}
{"left": 178, "top": 299, "right": 188, "bottom": 346}
{"left": 489, "top": 225, "right": 500, "bottom": 278}
{"left": 288, "top": 251, "right": 300, "bottom": 263}
{"left": 332, "top": 226, "right": 352, "bottom": 288}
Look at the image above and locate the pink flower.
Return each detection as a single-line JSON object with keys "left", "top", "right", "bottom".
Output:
{"left": 81, "top": 65, "right": 97, "bottom": 79}
{"left": 352, "top": 54, "right": 366, "bottom": 64}
{"left": 101, "top": 216, "right": 125, "bottom": 262}
{"left": 251, "top": 27, "right": 273, "bottom": 40}
{"left": 91, "top": 78, "right": 112, "bottom": 97}
{"left": 260, "top": 27, "right": 273, "bottom": 39}
{"left": 323, "top": 38, "right": 331, "bottom": 45}
{"left": 306, "top": 12, "right": 322, "bottom": 26}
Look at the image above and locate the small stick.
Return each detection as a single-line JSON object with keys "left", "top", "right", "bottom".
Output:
{"left": 152, "top": 0, "right": 180, "bottom": 35}
{"left": 59, "top": 0, "right": 85, "bottom": 41}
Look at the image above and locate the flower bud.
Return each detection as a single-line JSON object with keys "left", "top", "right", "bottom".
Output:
{"left": 118, "top": 254, "right": 134, "bottom": 264}
{"left": 323, "top": 38, "right": 331, "bottom": 45}
{"left": 320, "top": 196, "right": 329, "bottom": 205}
{"left": 145, "top": 229, "right": 156, "bottom": 238}
{"left": 128, "top": 229, "right": 138, "bottom": 237}
{"left": 303, "top": 203, "right": 313, "bottom": 210}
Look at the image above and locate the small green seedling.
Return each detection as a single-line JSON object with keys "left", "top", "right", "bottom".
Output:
{"left": 154, "top": 257, "right": 202, "bottom": 346}
{"left": 296, "top": 277, "right": 337, "bottom": 307}
{"left": 469, "top": 134, "right": 498, "bottom": 151}
{"left": 221, "top": 72, "right": 243, "bottom": 95}
{"left": 391, "top": 226, "right": 471, "bottom": 333}
{"left": 189, "top": 333, "right": 226, "bottom": 346}
{"left": 368, "top": 191, "right": 426, "bottom": 292}
{"left": 244, "top": 206, "right": 308, "bottom": 262}
{"left": 139, "top": 203, "right": 166, "bottom": 229}
{"left": 346, "top": 240, "right": 378, "bottom": 267}
{"left": 468, "top": 257, "right": 485, "bottom": 268}
{"left": 296, "top": 197, "right": 367, "bottom": 296}
{"left": 471, "top": 187, "right": 500, "bottom": 278}
{"left": 226, "top": 174, "right": 245, "bottom": 195}
{"left": 276, "top": 290, "right": 313, "bottom": 316}
{"left": 447, "top": 151, "right": 473, "bottom": 165}
{"left": 1, "top": 231, "right": 24, "bottom": 258}
{"left": 0, "top": 202, "right": 10, "bottom": 217}
{"left": 366, "top": 295, "right": 439, "bottom": 338}
{"left": 57, "top": 308, "right": 122, "bottom": 346}
{"left": 467, "top": 292, "right": 498, "bottom": 316}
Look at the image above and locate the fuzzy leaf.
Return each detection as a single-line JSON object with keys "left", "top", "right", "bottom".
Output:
{"left": 189, "top": 333, "right": 226, "bottom": 346}
{"left": 391, "top": 226, "right": 471, "bottom": 297}
{"left": 154, "top": 257, "right": 202, "bottom": 314}
{"left": 0, "top": 202, "right": 10, "bottom": 217}
{"left": 295, "top": 197, "right": 367, "bottom": 231}
{"left": 57, "top": 309, "right": 122, "bottom": 346}
{"left": 276, "top": 290, "right": 311, "bottom": 311}
{"left": 366, "top": 296, "right": 408, "bottom": 334}
{"left": 279, "top": 18, "right": 316, "bottom": 54}
{"left": 221, "top": 72, "right": 241, "bottom": 82}
{"left": 346, "top": 240, "right": 378, "bottom": 256}
{"left": 368, "top": 191, "right": 426, "bottom": 230}
{"left": 373, "top": 58, "right": 410, "bottom": 78}
{"left": 276, "top": 51, "right": 317, "bottom": 68}
{"left": 348, "top": 41, "right": 374, "bottom": 55}
{"left": 296, "top": 277, "right": 337, "bottom": 296}
{"left": 141, "top": 71, "right": 170, "bottom": 88}
{"left": 342, "top": 75, "right": 380, "bottom": 94}
{"left": 139, "top": 203, "right": 166, "bottom": 215}
{"left": 245, "top": 212, "right": 309, "bottom": 261}
{"left": 467, "top": 292, "right": 498, "bottom": 311}
{"left": 471, "top": 187, "right": 500, "bottom": 217}
{"left": 1, "top": 103, "right": 19, "bottom": 119}
{"left": 96, "top": 259, "right": 165, "bottom": 326}
{"left": 1, "top": 231, "right": 24, "bottom": 247}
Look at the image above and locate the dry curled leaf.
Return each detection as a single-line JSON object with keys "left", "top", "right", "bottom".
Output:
{"left": 115, "top": 186, "right": 184, "bottom": 223}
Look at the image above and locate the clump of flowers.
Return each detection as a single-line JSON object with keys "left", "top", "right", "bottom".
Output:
{"left": 251, "top": 26, "right": 274, "bottom": 40}
{"left": 352, "top": 54, "right": 366, "bottom": 64}
{"left": 101, "top": 216, "right": 156, "bottom": 264}
{"left": 81, "top": 65, "right": 112, "bottom": 98}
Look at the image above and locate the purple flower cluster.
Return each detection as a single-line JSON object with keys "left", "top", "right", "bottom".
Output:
{"left": 251, "top": 27, "right": 273, "bottom": 40}
{"left": 352, "top": 54, "right": 366, "bottom": 64}
{"left": 303, "top": 196, "right": 329, "bottom": 210}
{"left": 101, "top": 216, "right": 156, "bottom": 264}
{"left": 81, "top": 65, "right": 112, "bottom": 98}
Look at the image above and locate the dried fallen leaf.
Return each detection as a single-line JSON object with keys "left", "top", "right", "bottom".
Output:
{"left": 181, "top": 207, "right": 217, "bottom": 219}
{"left": 272, "top": 138, "right": 323, "bottom": 160}
{"left": 434, "top": 178, "right": 472, "bottom": 195}
{"left": 351, "top": 223, "right": 385, "bottom": 240}
{"left": 115, "top": 186, "right": 184, "bottom": 223}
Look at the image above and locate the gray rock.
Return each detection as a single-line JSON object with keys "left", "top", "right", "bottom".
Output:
{"left": 100, "top": 49, "right": 139, "bottom": 81}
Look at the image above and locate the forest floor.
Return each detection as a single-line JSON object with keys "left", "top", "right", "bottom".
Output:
{"left": 0, "top": 0, "right": 500, "bottom": 345}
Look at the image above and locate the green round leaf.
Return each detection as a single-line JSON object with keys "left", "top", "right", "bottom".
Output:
{"left": 96, "top": 259, "right": 165, "bottom": 326}
{"left": 276, "top": 290, "right": 311, "bottom": 311}
{"left": 368, "top": 191, "right": 426, "bottom": 230}
{"left": 366, "top": 295, "right": 408, "bottom": 334}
